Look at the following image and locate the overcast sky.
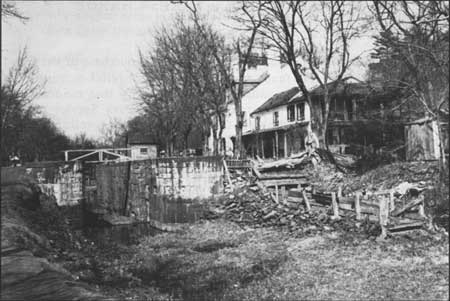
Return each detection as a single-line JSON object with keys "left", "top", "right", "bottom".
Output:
{"left": 2, "top": 1, "right": 374, "bottom": 140}
{"left": 1, "top": 1, "right": 234, "bottom": 139}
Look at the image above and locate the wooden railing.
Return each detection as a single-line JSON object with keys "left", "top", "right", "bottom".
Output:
{"left": 225, "top": 159, "right": 252, "bottom": 169}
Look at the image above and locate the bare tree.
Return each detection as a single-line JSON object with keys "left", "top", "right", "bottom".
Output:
{"left": 236, "top": 1, "right": 365, "bottom": 147}
{"left": 180, "top": 1, "right": 264, "bottom": 158}
{"left": 1, "top": 47, "right": 46, "bottom": 156}
{"left": 371, "top": 0, "right": 449, "bottom": 174}
{"left": 137, "top": 18, "right": 230, "bottom": 155}
{"left": 1, "top": 1, "right": 28, "bottom": 21}
{"left": 99, "top": 118, "right": 128, "bottom": 148}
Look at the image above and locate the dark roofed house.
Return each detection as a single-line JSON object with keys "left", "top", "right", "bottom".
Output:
{"left": 251, "top": 87, "right": 300, "bottom": 116}
{"left": 243, "top": 78, "right": 413, "bottom": 159}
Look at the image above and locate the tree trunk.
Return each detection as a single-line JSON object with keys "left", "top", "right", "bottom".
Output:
{"left": 212, "top": 130, "right": 218, "bottom": 156}
{"left": 321, "top": 91, "right": 330, "bottom": 148}
{"left": 170, "top": 140, "right": 174, "bottom": 157}
{"left": 218, "top": 113, "right": 225, "bottom": 155}
{"left": 436, "top": 113, "right": 448, "bottom": 182}
{"left": 184, "top": 131, "right": 190, "bottom": 156}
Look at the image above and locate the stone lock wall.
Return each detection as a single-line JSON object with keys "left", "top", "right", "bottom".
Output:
{"left": 2, "top": 156, "right": 224, "bottom": 225}
{"left": 150, "top": 156, "right": 223, "bottom": 199}
{"left": 86, "top": 156, "right": 224, "bottom": 223}
{"left": 126, "top": 157, "right": 223, "bottom": 223}
{"left": 1, "top": 161, "right": 84, "bottom": 228}
{"left": 1, "top": 162, "right": 84, "bottom": 207}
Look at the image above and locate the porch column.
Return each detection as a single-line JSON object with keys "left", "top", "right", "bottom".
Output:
{"left": 261, "top": 136, "right": 265, "bottom": 159}
{"left": 275, "top": 131, "right": 279, "bottom": 159}
{"left": 283, "top": 132, "right": 288, "bottom": 157}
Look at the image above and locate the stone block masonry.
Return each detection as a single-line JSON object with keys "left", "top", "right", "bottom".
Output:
{"left": 149, "top": 156, "right": 223, "bottom": 199}
{"left": 1, "top": 161, "right": 85, "bottom": 228}
{"left": 87, "top": 156, "right": 224, "bottom": 223}
{"left": 1, "top": 161, "right": 83, "bottom": 207}
{"left": 2, "top": 156, "right": 224, "bottom": 225}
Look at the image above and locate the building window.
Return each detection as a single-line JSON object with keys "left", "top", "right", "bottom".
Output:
{"left": 255, "top": 116, "right": 261, "bottom": 130}
{"left": 273, "top": 111, "right": 279, "bottom": 126}
{"left": 140, "top": 148, "right": 148, "bottom": 154}
{"left": 296, "top": 102, "right": 305, "bottom": 121}
{"left": 287, "top": 105, "right": 295, "bottom": 122}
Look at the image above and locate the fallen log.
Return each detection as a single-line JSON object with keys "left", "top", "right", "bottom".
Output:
{"left": 257, "top": 156, "right": 309, "bottom": 171}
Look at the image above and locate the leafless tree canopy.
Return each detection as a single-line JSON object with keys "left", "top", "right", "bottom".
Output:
{"left": 370, "top": 0, "right": 449, "bottom": 170}
{"left": 137, "top": 17, "right": 231, "bottom": 155}
{"left": 1, "top": 1, "right": 28, "bottom": 21}
{"left": 181, "top": 0, "right": 264, "bottom": 158}
{"left": 1, "top": 47, "right": 46, "bottom": 132}
{"left": 234, "top": 1, "right": 366, "bottom": 146}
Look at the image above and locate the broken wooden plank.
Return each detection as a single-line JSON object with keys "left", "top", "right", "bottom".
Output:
{"left": 390, "top": 196, "right": 424, "bottom": 217}
{"left": 223, "top": 160, "right": 234, "bottom": 189}
{"left": 388, "top": 221, "right": 424, "bottom": 232}
{"left": 258, "top": 173, "right": 308, "bottom": 180}
{"left": 337, "top": 196, "right": 354, "bottom": 205}
{"left": 257, "top": 156, "right": 309, "bottom": 171}
{"left": 302, "top": 190, "right": 311, "bottom": 212}
{"left": 249, "top": 159, "right": 263, "bottom": 178}
{"left": 260, "top": 179, "right": 308, "bottom": 187}
{"left": 338, "top": 203, "right": 353, "bottom": 211}
{"left": 359, "top": 204, "right": 379, "bottom": 215}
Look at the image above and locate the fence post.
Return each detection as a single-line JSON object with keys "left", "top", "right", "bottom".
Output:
{"left": 331, "top": 192, "right": 340, "bottom": 219}
{"left": 418, "top": 201, "right": 425, "bottom": 218}
{"left": 337, "top": 186, "right": 342, "bottom": 199}
{"left": 302, "top": 189, "right": 311, "bottom": 212}
{"left": 379, "top": 196, "right": 389, "bottom": 239}
{"left": 355, "top": 192, "right": 361, "bottom": 220}
{"left": 275, "top": 185, "right": 279, "bottom": 203}
{"left": 389, "top": 191, "right": 395, "bottom": 212}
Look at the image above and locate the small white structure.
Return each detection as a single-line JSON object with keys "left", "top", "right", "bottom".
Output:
{"left": 128, "top": 142, "right": 158, "bottom": 160}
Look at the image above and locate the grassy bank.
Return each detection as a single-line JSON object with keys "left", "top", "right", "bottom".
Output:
{"left": 91, "top": 219, "right": 448, "bottom": 300}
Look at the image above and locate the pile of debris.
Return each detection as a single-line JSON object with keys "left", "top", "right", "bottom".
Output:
{"left": 210, "top": 173, "right": 379, "bottom": 237}
{"left": 252, "top": 149, "right": 356, "bottom": 173}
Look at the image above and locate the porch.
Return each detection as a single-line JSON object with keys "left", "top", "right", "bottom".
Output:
{"left": 242, "top": 122, "right": 309, "bottom": 159}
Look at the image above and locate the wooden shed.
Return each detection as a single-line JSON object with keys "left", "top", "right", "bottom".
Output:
{"left": 405, "top": 118, "right": 441, "bottom": 161}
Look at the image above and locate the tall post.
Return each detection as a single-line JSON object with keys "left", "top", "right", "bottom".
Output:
{"left": 389, "top": 191, "right": 395, "bottom": 212}
{"left": 261, "top": 137, "right": 265, "bottom": 159}
{"left": 379, "top": 196, "right": 389, "bottom": 239}
{"left": 99, "top": 150, "right": 103, "bottom": 162}
{"left": 284, "top": 132, "right": 288, "bottom": 158}
{"left": 331, "top": 192, "right": 340, "bottom": 219}
{"left": 275, "top": 131, "right": 279, "bottom": 159}
{"left": 355, "top": 193, "right": 361, "bottom": 220}
{"left": 275, "top": 185, "right": 279, "bottom": 202}
{"left": 64, "top": 151, "right": 68, "bottom": 161}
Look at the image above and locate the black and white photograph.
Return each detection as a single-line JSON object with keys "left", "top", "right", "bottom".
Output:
{"left": 1, "top": 1, "right": 449, "bottom": 300}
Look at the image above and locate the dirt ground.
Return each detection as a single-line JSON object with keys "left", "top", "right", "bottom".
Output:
{"left": 89, "top": 219, "right": 448, "bottom": 301}
{"left": 2, "top": 161, "right": 448, "bottom": 300}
